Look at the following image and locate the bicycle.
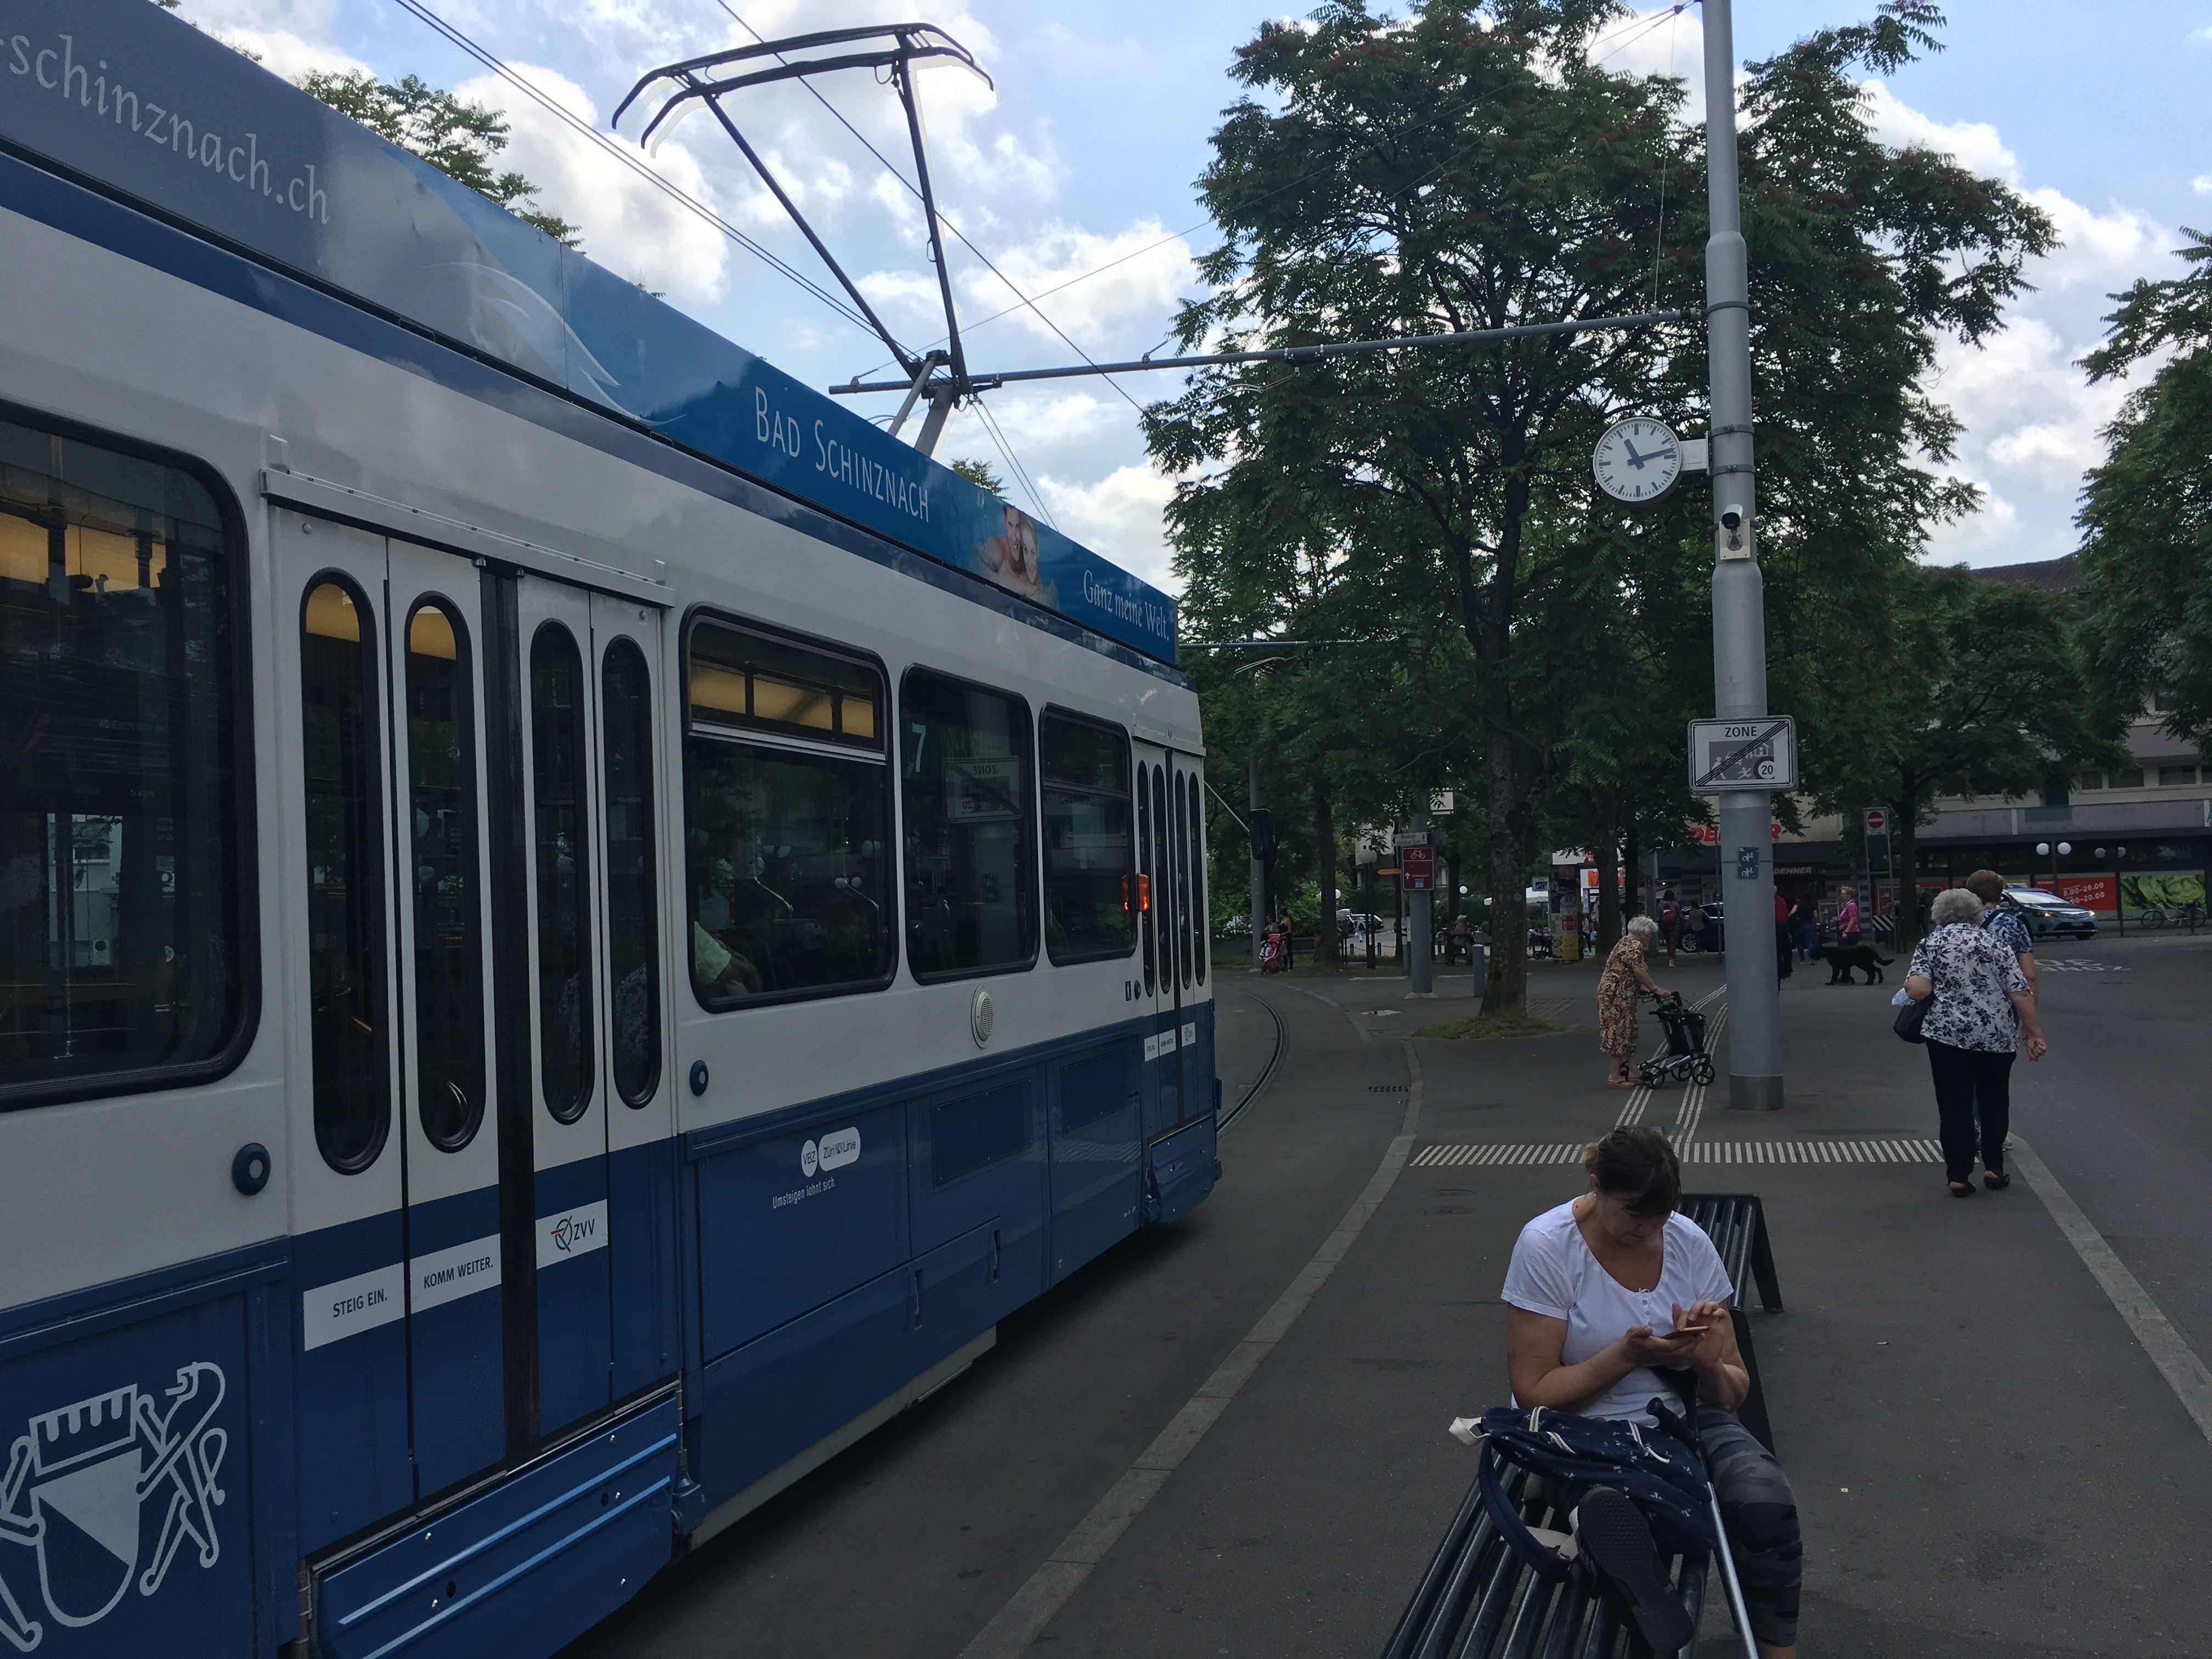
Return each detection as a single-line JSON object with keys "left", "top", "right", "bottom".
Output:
{"left": 2137, "top": 900, "right": 2205, "bottom": 932}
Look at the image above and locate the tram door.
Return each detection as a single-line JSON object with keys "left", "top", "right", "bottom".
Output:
{"left": 512, "top": 581, "right": 668, "bottom": 1438}
{"left": 1132, "top": 743, "right": 1204, "bottom": 1132}
{"left": 284, "top": 518, "right": 507, "bottom": 1541}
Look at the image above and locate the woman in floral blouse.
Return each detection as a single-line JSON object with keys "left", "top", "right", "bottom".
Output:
{"left": 1904, "top": 888, "right": 2048, "bottom": 1197}
{"left": 1597, "top": 916, "right": 1669, "bottom": 1088}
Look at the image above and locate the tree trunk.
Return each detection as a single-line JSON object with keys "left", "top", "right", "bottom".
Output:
{"left": 1594, "top": 798, "right": 1622, "bottom": 957}
{"left": 1622, "top": 814, "right": 1643, "bottom": 921}
{"left": 1482, "top": 735, "right": 1532, "bottom": 1017}
{"left": 1312, "top": 770, "right": 1339, "bottom": 966}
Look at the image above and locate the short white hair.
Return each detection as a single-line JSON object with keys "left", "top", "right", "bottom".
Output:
{"left": 1626, "top": 915, "right": 1658, "bottom": 937}
{"left": 1930, "top": 887, "right": 1984, "bottom": 927}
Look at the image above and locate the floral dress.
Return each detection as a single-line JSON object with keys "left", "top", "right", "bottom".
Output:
{"left": 1596, "top": 934, "right": 1645, "bottom": 1057}
{"left": 1905, "top": 923, "right": 2029, "bottom": 1051}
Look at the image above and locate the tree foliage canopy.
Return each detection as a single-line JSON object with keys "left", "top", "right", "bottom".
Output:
{"left": 2078, "top": 230, "right": 2212, "bottom": 742}
{"left": 1153, "top": 0, "right": 2053, "bottom": 1008}
{"left": 301, "top": 70, "right": 582, "bottom": 249}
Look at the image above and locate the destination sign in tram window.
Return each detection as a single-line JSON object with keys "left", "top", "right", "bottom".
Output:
{"left": 901, "top": 669, "right": 1039, "bottom": 980}
{"left": 684, "top": 619, "right": 896, "bottom": 1006}
{"left": 0, "top": 415, "right": 247, "bottom": 1105}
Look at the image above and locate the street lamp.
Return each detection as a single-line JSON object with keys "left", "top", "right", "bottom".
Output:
{"left": 2034, "top": 840, "right": 2072, "bottom": 893}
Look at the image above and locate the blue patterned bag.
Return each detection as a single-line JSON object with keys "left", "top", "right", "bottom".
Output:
{"left": 1476, "top": 1404, "right": 1719, "bottom": 1581}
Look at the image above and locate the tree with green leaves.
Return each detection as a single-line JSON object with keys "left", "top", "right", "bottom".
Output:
{"left": 947, "top": 459, "right": 1007, "bottom": 495}
{"left": 1811, "top": 565, "right": 2124, "bottom": 944}
{"left": 301, "top": 70, "right": 580, "bottom": 248}
{"left": 1149, "top": 0, "right": 2050, "bottom": 1014}
{"left": 2078, "top": 230, "right": 2212, "bottom": 743}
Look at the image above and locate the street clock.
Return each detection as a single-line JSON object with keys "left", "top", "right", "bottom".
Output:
{"left": 1592, "top": 417, "right": 1683, "bottom": 504}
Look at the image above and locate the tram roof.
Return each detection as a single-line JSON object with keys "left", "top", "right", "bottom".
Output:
{"left": 1, "top": 0, "right": 1178, "bottom": 664}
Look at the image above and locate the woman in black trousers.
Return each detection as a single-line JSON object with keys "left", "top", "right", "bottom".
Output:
{"left": 1902, "top": 887, "right": 2049, "bottom": 1196}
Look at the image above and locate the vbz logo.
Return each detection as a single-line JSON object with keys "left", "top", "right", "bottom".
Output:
{"left": 0, "top": 1363, "right": 227, "bottom": 1651}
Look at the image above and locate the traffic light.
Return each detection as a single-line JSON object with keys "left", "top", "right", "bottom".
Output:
{"left": 1248, "top": 806, "right": 1276, "bottom": 864}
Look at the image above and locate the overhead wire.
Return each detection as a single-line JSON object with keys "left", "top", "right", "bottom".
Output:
{"left": 379, "top": 0, "right": 905, "bottom": 351}
{"left": 713, "top": 2, "right": 1146, "bottom": 414}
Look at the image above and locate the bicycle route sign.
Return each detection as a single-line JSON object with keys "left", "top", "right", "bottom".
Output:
{"left": 1688, "top": 715, "right": 1798, "bottom": 793}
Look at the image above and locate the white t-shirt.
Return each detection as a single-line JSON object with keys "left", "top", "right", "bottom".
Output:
{"left": 1501, "top": 1200, "right": 1733, "bottom": 1425}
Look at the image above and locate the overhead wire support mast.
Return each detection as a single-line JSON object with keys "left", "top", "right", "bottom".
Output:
{"left": 830, "top": 309, "right": 1696, "bottom": 397}
{"left": 614, "top": 24, "right": 994, "bottom": 450}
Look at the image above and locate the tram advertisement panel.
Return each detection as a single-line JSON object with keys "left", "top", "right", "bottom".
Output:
{"left": 0, "top": 0, "right": 1177, "bottom": 663}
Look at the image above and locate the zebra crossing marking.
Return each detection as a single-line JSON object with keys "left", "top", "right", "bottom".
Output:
{"left": 1410, "top": 1137, "right": 1944, "bottom": 1167}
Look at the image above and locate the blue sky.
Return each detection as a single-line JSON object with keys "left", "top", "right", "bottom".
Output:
{"left": 190, "top": 0, "right": 2212, "bottom": 589}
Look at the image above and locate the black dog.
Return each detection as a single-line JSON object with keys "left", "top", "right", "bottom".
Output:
{"left": 1813, "top": 943, "right": 1894, "bottom": 984}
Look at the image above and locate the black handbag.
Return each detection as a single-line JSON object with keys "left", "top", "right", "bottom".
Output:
{"left": 1894, "top": 983, "right": 1931, "bottom": 1043}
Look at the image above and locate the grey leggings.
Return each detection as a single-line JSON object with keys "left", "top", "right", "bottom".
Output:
{"left": 1700, "top": 1406, "right": 1802, "bottom": 1649}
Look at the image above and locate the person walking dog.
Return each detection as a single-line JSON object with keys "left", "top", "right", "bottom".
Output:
{"left": 1597, "top": 916, "right": 1669, "bottom": 1088}
{"left": 1903, "top": 887, "right": 2047, "bottom": 1197}
{"left": 1835, "top": 885, "right": 1861, "bottom": 946}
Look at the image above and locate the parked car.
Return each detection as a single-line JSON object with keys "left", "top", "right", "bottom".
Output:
{"left": 1998, "top": 885, "right": 2098, "bottom": 940}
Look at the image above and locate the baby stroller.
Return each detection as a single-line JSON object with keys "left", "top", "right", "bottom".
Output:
{"left": 1637, "top": 991, "right": 1717, "bottom": 1088}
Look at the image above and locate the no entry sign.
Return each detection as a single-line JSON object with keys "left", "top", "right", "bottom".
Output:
{"left": 1864, "top": 808, "right": 1888, "bottom": 834}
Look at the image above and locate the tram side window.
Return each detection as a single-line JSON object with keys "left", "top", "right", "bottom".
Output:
{"left": 902, "top": 670, "right": 1037, "bottom": 980}
{"left": 1137, "top": 766, "right": 1155, "bottom": 994}
{"left": 1172, "top": 765, "right": 1193, "bottom": 990}
{"left": 602, "top": 638, "right": 660, "bottom": 1104}
{"left": 404, "top": 602, "right": 484, "bottom": 1150}
{"left": 303, "top": 579, "right": 390, "bottom": 1170}
{"left": 1187, "top": 772, "right": 1206, "bottom": 987}
{"left": 685, "top": 619, "right": 895, "bottom": 1006}
{"left": 531, "top": 623, "right": 593, "bottom": 1124}
{"left": 1040, "top": 714, "right": 1133, "bottom": 965}
{"left": 0, "top": 416, "right": 246, "bottom": 1106}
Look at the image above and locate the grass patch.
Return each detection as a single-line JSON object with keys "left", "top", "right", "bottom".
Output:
{"left": 1416, "top": 1013, "right": 1571, "bottom": 1040}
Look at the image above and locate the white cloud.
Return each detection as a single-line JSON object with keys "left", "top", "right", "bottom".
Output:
{"left": 1922, "top": 484, "right": 2021, "bottom": 563}
{"left": 173, "top": 0, "right": 366, "bottom": 81}
{"left": 455, "top": 65, "right": 731, "bottom": 304}
{"left": 957, "top": 219, "right": 1195, "bottom": 343}
{"left": 2024, "top": 189, "right": 2172, "bottom": 291}
{"left": 2195, "top": 174, "right": 2212, "bottom": 196}
{"left": 1035, "top": 464, "right": 1181, "bottom": 591}
{"left": 1857, "top": 80, "right": 2017, "bottom": 179}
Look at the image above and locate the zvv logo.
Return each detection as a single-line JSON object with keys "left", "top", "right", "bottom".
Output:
{"left": 0, "top": 1363, "right": 227, "bottom": 1652}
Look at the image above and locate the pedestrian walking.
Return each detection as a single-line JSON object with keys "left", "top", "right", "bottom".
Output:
{"left": 1795, "top": 900, "right": 1818, "bottom": 963}
{"left": 1773, "top": 890, "right": 1793, "bottom": 982}
{"left": 1902, "top": 887, "right": 2047, "bottom": 1198}
{"left": 1962, "top": 869, "right": 2038, "bottom": 1003}
{"left": 1835, "top": 885, "right": 1861, "bottom": 946}
{"left": 1597, "top": 916, "right": 1669, "bottom": 1088}
{"left": 1448, "top": 912, "right": 1473, "bottom": 966}
{"left": 1657, "top": 887, "right": 1683, "bottom": 966}
{"left": 1684, "top": 901, "right": 1708, "bottom": 953}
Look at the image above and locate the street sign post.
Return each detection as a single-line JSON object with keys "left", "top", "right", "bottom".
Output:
{"left": 1863, "top": 807, "right": 1887, "bottom": 835}
{"left": 1402, "top": 847, "right": 1436, "bottom": 890}
{"left": 1689, "top": 716, "right": 1798, "bottom": 793}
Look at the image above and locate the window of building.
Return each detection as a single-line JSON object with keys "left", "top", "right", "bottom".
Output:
{"left": 901, "top": 668, "right": 1037, "bottom": 980}
{"left": 0, "top": 415, "right": 249, "bottom": 1109}
{"left": 531, "top": 623, "right": 593, "bottom": 1123}
{"left": 1039, "top": 713, "right": 1134, "bottom": 965}
{"left": 2157, "top": 763, "right": 2199, "bottom": 787}
{"left": 302, "top": 578, "right": 388, "bottom": 1170}
{"left": 2075, "top": 770, "right": 2106, "bottom": 791}
{"left": 602, "top": 638, "right": 659, "bottom": 1105}
{"left": 403, "top": 601, "right": 484, "bottom": 1151}
{"left": 685, "top": 618, "right": 894, "bottom": 1005}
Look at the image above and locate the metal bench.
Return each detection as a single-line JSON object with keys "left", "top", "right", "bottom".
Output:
{"left": 1381, "top": 1194, "right": 1783, "bottom": 1658}
{"left": 1675, "top": 1193, "right": 1783, "bottom": 1454}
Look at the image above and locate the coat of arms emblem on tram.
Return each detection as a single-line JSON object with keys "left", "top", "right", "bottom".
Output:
{"left": 0, "top": 1363, "right": 228, "bottom": 1651}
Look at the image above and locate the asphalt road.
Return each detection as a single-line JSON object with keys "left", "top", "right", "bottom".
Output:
{"left": 561, "top": 934, "right": 2212, "bottom": 1659}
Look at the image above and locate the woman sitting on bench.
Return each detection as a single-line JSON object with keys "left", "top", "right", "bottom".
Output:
{"left": 1502, "top": 1126, "right": 1801, "bottom": 1658}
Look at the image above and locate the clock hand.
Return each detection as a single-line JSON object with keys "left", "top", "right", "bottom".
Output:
{"left": 1622, "top": 439, "right": 1648, "bottom": 467}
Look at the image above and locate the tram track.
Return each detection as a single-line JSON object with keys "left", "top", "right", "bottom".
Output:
{"left": 1218, "top": 984, "right": 1288, "bottom": 1135}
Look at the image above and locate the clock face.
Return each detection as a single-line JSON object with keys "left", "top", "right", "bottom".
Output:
{"left": 1593, "top": 417, "right": 1682, "bottom": 505}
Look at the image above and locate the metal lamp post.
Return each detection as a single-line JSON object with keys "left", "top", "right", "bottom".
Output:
{"left": 1702, "top": 0, "right": 1783, "bottom": 1111}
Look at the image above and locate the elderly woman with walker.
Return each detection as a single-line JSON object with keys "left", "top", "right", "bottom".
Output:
{"left": 1598, "top": 915, "right": 1669, "bottom": 1089}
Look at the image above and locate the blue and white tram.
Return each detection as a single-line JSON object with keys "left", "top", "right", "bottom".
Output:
{"left": 0, "top": 5, "right": 1217, "bottom": 1655}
